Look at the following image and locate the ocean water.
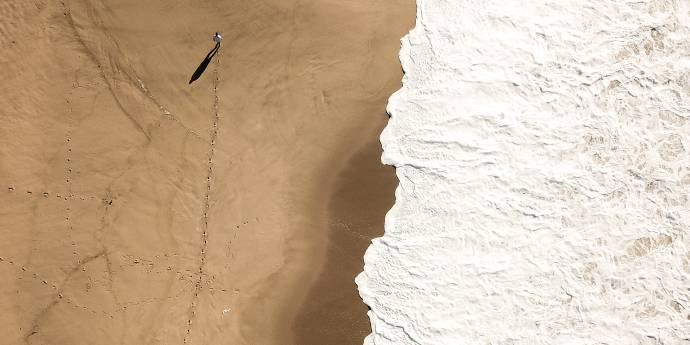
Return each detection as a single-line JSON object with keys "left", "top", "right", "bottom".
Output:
{"left": 356, "top": 1, "right": 690, "bottom": 344}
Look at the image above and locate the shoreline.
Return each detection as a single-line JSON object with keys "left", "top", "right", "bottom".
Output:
{"left": 292, "top": 127, "right": 398, "bottom": 345}
{"left": 232, "top": 2, "right": 414, "bottom": 344}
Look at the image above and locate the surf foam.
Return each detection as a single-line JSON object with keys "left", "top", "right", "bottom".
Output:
{"left": 357, "top": 1, "right": 690, "bottom": 344}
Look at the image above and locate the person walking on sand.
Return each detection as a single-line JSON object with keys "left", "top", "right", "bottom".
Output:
{"left": 213, "top": 32, "right": 222, "bottom": 44}
{"left": 189, "top": 33, "right": 222, "bottom": 84}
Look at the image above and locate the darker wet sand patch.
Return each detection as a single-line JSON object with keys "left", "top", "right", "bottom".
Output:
{"left": 292, "top": 133, "right": 397, "bottom": 345}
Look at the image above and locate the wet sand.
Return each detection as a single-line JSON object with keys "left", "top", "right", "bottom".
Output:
{"left": 293, "top": 134, "right": 398, "bottom": 345}
{"left": 0, "top": 1, "right": 413, "bottom": 344}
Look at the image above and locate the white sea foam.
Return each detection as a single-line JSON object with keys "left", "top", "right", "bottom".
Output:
{"left": 356, "top": 1, "right": 690, "bottom": 344}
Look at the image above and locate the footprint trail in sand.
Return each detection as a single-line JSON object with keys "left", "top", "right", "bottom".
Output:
{"left": 184, "top": 50, "right": 223, "bottom": 345}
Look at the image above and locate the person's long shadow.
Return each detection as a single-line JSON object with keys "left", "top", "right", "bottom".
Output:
{"left": 189, "top": 42, "right": 220, "bottom": 84}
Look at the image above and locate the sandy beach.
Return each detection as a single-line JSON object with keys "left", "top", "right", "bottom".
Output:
{"left": 0, "top": 1, "right": 412, "bottom": 344}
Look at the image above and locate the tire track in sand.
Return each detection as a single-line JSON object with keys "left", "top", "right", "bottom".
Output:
{"left": 184, "top": 47, "right": 222, "bottom": 345}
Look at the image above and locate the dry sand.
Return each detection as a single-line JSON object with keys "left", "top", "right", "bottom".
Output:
{"left": 0, "top": 0, "right": 413, "bottom": 344}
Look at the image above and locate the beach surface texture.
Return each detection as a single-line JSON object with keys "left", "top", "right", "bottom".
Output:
{"left": 358, "top": 0, "right": 690, "bottom": 344}
{"left": 0, "top": 1, "right": 412, "bottom": 344}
